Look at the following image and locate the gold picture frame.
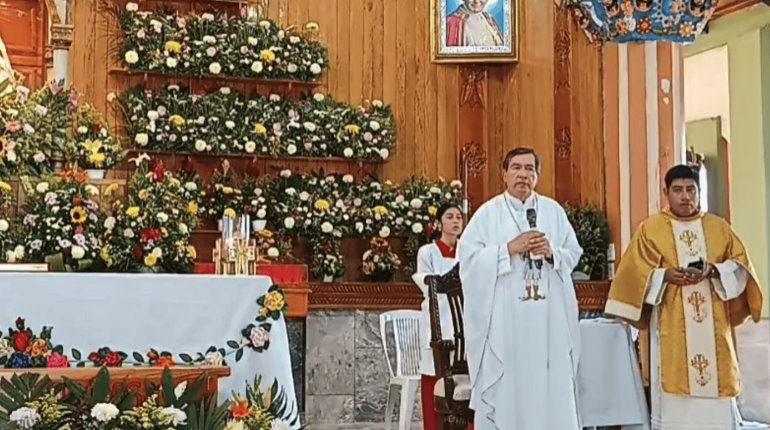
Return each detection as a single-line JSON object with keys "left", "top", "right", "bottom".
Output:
{"left": 431, "top": 0, "right": 520, "bottom": 64}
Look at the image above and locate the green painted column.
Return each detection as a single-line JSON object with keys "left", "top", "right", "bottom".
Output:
{"left": 728, "top": 28, "right": 770, "bottom": 315}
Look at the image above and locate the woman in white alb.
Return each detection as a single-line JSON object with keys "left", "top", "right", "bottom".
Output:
{"left": 413, "top": 203, "right": 464, "bottom": 430}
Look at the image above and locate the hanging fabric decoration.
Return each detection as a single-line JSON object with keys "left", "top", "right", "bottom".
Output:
{"left": 564, "top": 0, "right": 717, "bottom": 44}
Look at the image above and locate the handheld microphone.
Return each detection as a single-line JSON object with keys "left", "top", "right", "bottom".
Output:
{"left": 525, "top": 208, "right": 543, "bottom": 261}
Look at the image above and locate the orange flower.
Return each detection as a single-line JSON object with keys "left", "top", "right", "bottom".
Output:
{"left": 26, "top": 339, "right": 49, "bottom": 357}
{"left": 231, "top": 400, "right": 251, "bottom": 419}
{"left": 154, "top": 355, "right": 175, "bottom": 367}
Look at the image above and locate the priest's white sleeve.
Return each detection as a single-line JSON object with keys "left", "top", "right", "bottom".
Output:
{"left": 644, "top": 269, "right": 667, "bottom": 305}
{"left": 550, "top": 207, "right": 583, "bottom": 275}
{"left": 710, "top": 260, "right": 749, "bottom": 301}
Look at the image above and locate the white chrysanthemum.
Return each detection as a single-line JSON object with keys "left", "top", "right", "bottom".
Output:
{"left": 299, "top": 191, "right": 310, "bottom": 201}
{"left": 91, "top": 403, "right": 119, "bottom": 422}
{"left": 343, "top": 174, "right": 354, "bottom": 184}
{"left": 310, "top": 63, "right": 322, "bottom": 74}
{"left": 343, "top": 147, "right": 353, "bottom": 158}
{"left": 71, "top": 245, "right": 86, "bottom": 260}
{"left": 124, "top": 50, "right": 139, "bottom": 64}
{"left": 379, "top": 226, "right": 391, "bottom": 238}
{"left": 77, "top": 126, "right": 88, "bottom": 134}
{"left": 379, "top": 148, "right": 390, "bottom": 160}
{"left": 410, "top": 198, "right": 423, "bottom": 209}
{"left": 209, "top": 62, "right": 222, "bottom": 74}
{"left": 369, "top": 121, "right": 381, "bottom": 131}
{"left": 256, "top": 209, "right": 266, "bottom": 218}
{"left": 287, "top": 64, "right": 298, "bottom": 73}
{"left": 248, "top": 37, "right": 258, "bottom": 46}
{"left": 267, "top": 247, "right": 279, "bottom": 258}
{"left": 245, "top": 141, "right": 256, "bottom": 153}
{"left": 35, "top": 182, "right": 49, "bottom": 193}
{"left": 0, "top": 220, "right": 9, "bottom": 232}
{"left": 225, "top": 120, "right": 235, "bottom": 129}
{"left": 321, "top": 222, "right": 334, "bottom": 233}
{"left": 157, "top": 213, "right": 169, "bottom": 223}
{"left": 280, "top": 169, "right": 291, "bottom": 178}
{"left": 184, "top": 182, "right": 198, "bottom": 191}
{"left": 372, "top": 99, "right": 384, "bottom": 108}
{"left": 303, "top": 122, "right": 316, "bottom": 132}
{"left": 429, "top": 186, "right": 442, "bottom": 194}
{"left": 135, "top": 133, "right": 149, "bottom": 146}
{"left": 259, "top": 20, "right": 271, "bottom": 29}
{"left": 195, "top": 140, "right": 207, "bottom": 152}
{"left": 284, "top": 217, "right": 295, "bottom": 229}
{"left": 450, "top": 179, "right": 462, "bottom": 188}
{"left": 225, "top": 420, "right": 245, "bottom": 430}
{"left": 411, "top": 223, "right": 423, "bottom": 234}
{"left": 125, "top": 2, "right": 139, "bottom": 12}
{"left": 179, "top": 223, "right": 189, "bottom": 234}
{"left": 166, "top": 57, "right": 178, "bottom": 68}
{"left": 286, "top": 144, "right": 297, "bottom": 155}
{"left": 163, "top": 407, "right": 187, "bottom": 426}
{"left": 313, "top": 93, "right": 325, "bottom": 102}
{"left": 251, "top": 62, "right": 263, "bottom": 73}
{"left": 10, "top": 407, "right": 38, "bottom": 429}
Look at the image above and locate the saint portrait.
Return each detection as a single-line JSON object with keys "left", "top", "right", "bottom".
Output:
{"left": 431, "top": 0, "right": 519, "bottom": 63}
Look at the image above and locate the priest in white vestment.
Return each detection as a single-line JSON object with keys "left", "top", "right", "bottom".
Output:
{"left": 606, "top": 165, "right": 764, "bottom": 430}
{"left": 458, "top": 147, "right": 583, "bottom": 430}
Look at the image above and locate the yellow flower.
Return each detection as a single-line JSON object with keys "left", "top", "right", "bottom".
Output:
{"left": 259, "top": 49, "right": 276, "bottom": 63}
{"left": 126, "top": 206, "right": 140, "bottom": 217}
{"left": 70, "top": 207, "right": 87, "bottom": 224}
{"left": 223, "top": 208, "right": 236, "bottom": 218}
{"left": 264, "top": 291, "right": 285, "bottom": 312}
{"left": 344, "top": 124, "right": 360, "bottom": 134}
{"left": 88, "top": 152, "right": 106, "bottom": 167}
{"left": 258, "top": 229, "right": 273, "bottom": 239}
{"left": 0, "top": 181, "right": 11, "bottom": 192}
{"left": 253, "top": 123, "right": 267, "bottom": 135}
{"left": 222, "top": 186, "right": 234, "bottom": 194}
{"left": 104, "top": 183, "right": 119, "bottom": 196}
{"left": 314, "top": 199, "right": 330, "bottom": 211}
{"left": 164, "top": 40, "right": 182, "bottom": 53}
{"left": 169, "top": 114, "right": 186, "bottom": 127}
{"left": 305, "top": 22, "right": 320, "bottom": 31}
{"left": 428, "top": 206, "right": 438, "bottom": 216}
{"left": 138, "top": 189, "right": 151, "bottom": 200}
{"left": 100, "top": 246, "right": 111, "bottom": 263}
{"left": 187, "top": 245, "right": 197, "bottom": 259}
{"left": 83, "top": 139, "right": 103, "bottom": 153}
{"left": 144, "top": 253, "right": 158, "bottom": 267}
{"left": 373, "top": 205, "right": 388, "bottom": 216}
{"left": 187, "top": 201, "right": 199, "bottom": 214}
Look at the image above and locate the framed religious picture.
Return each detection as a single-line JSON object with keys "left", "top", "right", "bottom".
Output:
{"left": 431, "top": 0, "right": 520, "bottom": 63}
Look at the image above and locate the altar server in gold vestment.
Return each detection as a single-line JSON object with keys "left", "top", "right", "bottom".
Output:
{"left": 605, "top": 164, "right": 764, "bottom": 430}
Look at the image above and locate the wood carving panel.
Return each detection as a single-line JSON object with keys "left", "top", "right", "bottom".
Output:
{"left": 308, "top": 282, "right": 424, "bottom": 310}
{"left": 554, "top": 5, "right": 574, "bottom": 203}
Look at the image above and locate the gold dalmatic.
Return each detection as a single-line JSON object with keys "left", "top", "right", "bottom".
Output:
{"left": 604, "top": 211, "right": 764, "bottom": 397}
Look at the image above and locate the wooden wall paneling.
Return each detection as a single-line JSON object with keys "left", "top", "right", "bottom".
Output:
{"left": 554, "top": 6, "right": 574, "bottom": 204}
{"left": 571, "top": 20, "right": 605, "bottom": 210}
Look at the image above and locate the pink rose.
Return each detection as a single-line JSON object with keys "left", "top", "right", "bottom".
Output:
{"left": 249, "top": 327, "right": 269, "bottom": 347}
{"left": 46, "top": 352, "right": 69, "bottom": 368}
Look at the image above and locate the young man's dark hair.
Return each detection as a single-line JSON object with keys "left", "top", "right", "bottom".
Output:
{"left": 664, "top": 164, "right": 699, "bottom": 189}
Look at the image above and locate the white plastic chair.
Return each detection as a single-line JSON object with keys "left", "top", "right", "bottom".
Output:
{"left": 380, "top": 310, "right": 422, "bottom": 430}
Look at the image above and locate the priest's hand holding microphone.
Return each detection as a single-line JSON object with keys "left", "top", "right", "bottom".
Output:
{"left": 505, "top": 209, "right": 553, "bottom": 261}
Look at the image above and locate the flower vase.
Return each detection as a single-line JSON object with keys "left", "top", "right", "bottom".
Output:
{"left": 371, "top": 270, "right": 394, "bottom": 283}
{"left": 322, "top": 275, "right": 334, "bottom": 283}
{"left": 86, "top": 169, "right": 106, "bottom": 180}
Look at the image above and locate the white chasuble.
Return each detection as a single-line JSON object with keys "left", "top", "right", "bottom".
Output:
{"left": 458, "top": 192, "right": 583, "bottom": 430}
{"left": 649, "top": 218, "right": 738, "bottom": 430}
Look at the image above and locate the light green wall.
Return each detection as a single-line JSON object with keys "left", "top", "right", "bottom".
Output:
{"left": 686, "top": 8, "right": 770, "bottom": 315}
{"left": 685, "top": 118, "right": 728, "bottom": 217}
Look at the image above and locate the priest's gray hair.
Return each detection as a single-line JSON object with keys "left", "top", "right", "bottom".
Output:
{"left": 502, "top": 147, "right": 541, "bottom": 173}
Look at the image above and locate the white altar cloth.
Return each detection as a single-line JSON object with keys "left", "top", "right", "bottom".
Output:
{"left": 578, "top": 318, "right": 650, "bottom": 429}
{"left": 0, "top": 273, "right": 298, "bottom": 426}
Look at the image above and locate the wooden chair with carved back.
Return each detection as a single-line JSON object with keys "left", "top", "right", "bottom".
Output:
{"left": 425, "top": 263, "right": 473, "bottom": 430}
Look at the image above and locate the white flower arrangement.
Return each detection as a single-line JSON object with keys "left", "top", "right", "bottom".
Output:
{"left": 118, "top": 85, "right": 395, "bottom": 161}
{"left": 117, "top": 6, "right": 328, "bottom": 81}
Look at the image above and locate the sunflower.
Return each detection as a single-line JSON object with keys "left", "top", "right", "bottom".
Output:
{"left": 70, "top": 206, "right": 87, "bottom": 224}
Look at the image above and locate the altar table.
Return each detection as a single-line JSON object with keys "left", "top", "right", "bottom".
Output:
{"left": 0, "top": 273, "right": 299, "bottom": 426}
{"left": 578, "top": 318, "right": 650, "bottom": 429}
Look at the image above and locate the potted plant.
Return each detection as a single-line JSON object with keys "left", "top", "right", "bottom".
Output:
{"left": 361, "top": 237, "right": 401, "bottom": 282}
{"left": 70, "top": 104, "right": 124, "bottom": 179}
{"left": 564, "top": 204, "right": 611, "bottom": 280}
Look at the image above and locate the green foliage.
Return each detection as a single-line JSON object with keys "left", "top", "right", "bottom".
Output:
{"left": 565, "top": 204, "right": 611, "bottom": 280}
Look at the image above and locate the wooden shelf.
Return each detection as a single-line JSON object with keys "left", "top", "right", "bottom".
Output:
{"left": 109, "top": 68, "right": 323, "bottom": 95}
{"left": 123, "top": 150, "right": 383, "bottom": 178}
{"left": 308, "top": 281, "right": 424, "bottom": 311}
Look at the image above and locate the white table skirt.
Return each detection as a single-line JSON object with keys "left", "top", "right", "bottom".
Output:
{"left": 0, "top": 273, "right": 299, "bottom": 427}
{"left": 578, "top": 318, "right": 650, "bottom": 429}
